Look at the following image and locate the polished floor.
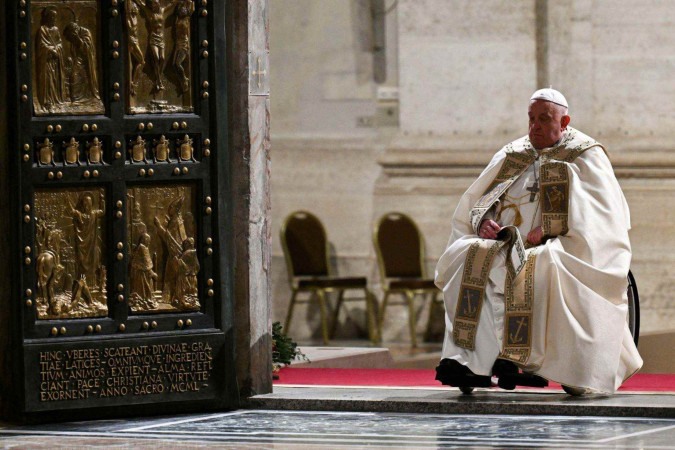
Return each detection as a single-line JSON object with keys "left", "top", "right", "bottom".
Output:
{"left": 0, "top": 409, "right": 674, "bottom": 449}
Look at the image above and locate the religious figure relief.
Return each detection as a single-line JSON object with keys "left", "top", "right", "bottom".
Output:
{"left": 174, "top": 237, "right": 200, "bottom": 308}
{"left": 63, "top": 137, "right": 80, "bottom": 165}
{"left": 127, "top": 193, "right": 148, "bottom": 244}
{"left": 36, "top": 221, "right": 65, "bottom": 315}
{"left": 173, "top": 0, "right": 195, "bottom": 94}
{"left": 67, "top": 192, "right": 106, "bottom": 287}
{"left": 63, "top": 22, "right": 101, "bottom": 105}
{"left": 37, "top": 138, "right": 56, "bottom": 166}
{"left": 86, "top": 137, "right": 104, "bottom": 164}
{"left": 147, "top": 0, "right": 171, "bottom": 92}
{"left": 153, "top": 135, "right": 171, "bottom": 162}
{"left": 129, "top": 135, "right": 148, "bottom": 163}
{"left": 126, "top": 0, "right": 146, "bottom": 97}
{"left": 35, "top": 7, "right": 66, "bottom": 114}
{"left": 126, "top": 0, "right": 195, "bottom": 114}
{"left": 126, "top": 185, "right": 201, "bottom": 314}
{"left": 34, "top": 188, "right": 108, "bottom": 319}
{"left": 31, "top": 2, "right": 104, "bottom": 116}
{"left": 177, "top": 134, "right": 195, "bottom": 161}
{"left": 129, "top": 233, "right": 159, "bottom": 310}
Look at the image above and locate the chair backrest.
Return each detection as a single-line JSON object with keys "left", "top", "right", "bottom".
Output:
{"left": 374, "top": 212, "right": 425, "bottom": 279}
{"left": 280, "top": 210, "right": 330, "bottom": 279}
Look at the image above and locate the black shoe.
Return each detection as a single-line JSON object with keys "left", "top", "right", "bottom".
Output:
{"left": 435, "top": 359, "right": 492, "bottom": 388}
{"left": 491, "top": 359, "right": 519, "bottom": 377}
{"left": 497, "top": 371, "right": 549, "bottom": 390}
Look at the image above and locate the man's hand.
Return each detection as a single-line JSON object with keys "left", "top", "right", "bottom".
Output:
{"left": 479, "top": 219, "right": 502, "bottom": 240}
{"left": 527, "top": 226, "right": 544, "bottom": 246}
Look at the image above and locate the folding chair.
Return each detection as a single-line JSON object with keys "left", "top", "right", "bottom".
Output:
{"left": 280, "top": 211, "right": 379, "bottom": 345}
{"left": 373, "top": 212, "right": 441, "bottom": 347}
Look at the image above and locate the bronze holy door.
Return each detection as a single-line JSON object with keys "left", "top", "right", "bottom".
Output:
{"left": 4, "top": 0, "right": 236, "bottom": 419}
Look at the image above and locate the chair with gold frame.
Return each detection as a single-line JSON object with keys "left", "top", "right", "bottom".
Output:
{"left": 280, "top": 211, "right": 380, "bottom": 345}
{"left": 373, "top": 212, "right": 442, "bottom": 347}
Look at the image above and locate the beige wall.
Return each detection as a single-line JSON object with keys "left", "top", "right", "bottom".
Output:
{"left": 270, "top": 0, "right": 396, "bottom": 340}
{"left": 271, "top": 0, "right": 675, "bottom": 343}
{"left": 398, "top": 0, "right": 536, "bottom": 138}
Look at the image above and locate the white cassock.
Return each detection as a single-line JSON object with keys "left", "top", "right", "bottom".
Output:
{"left": 435, "top": 127, "right": 642, "bottom": 393}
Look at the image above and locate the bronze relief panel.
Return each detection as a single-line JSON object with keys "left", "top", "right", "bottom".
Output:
{"left": 126, "top": 133, "right": 199, "bottom": 164}
{"left": 127, "top": 185, "right": 200, "bottom": 314}
{"left": 34, "top": 188, "right": 108, "bottom": 319}
{"left": 125, "top": 0, "right": 195, "bottom": 114}
{"left": 34, "top": 136, "right": 107, "bottom": 166}
{"left": 31, "top": 1, "right": 104, "bottom": 116}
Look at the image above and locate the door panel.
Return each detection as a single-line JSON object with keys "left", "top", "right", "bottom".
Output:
{"left": 8, "top": 0, "right": 233, "bottom": 418}
{"left": 31, "top": 0, "right": 105, "bottom": 116}
{"left": 125, "top": 0, "right": 196, "bottom": 114}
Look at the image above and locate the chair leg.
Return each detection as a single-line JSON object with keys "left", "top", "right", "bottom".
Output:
{"left": 330, "top": 290, "right": 345, "bottom": 339}
{"left": 378, "top": 291, "right": 391, "bottom": 338}
{"left": 364, "top": 288, "right": 380, "bottom": 344}
{"left": 405, "top": 291, "right": 418, "bottom": 348}
{"left": 316, "top": 289, "right": 330, "bottom": 345}
{"left": 284, "top": 289, "right": 299, "bottom": 334}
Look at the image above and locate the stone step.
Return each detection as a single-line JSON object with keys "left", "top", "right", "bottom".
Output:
{"left": 251, "top": 386, "right": 675, "bottom": 418}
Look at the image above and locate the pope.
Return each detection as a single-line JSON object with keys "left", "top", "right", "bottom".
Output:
{"left": 434, "top": 88, "right": 642, "bottom": 394}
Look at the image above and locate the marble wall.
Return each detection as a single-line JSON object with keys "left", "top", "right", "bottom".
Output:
{"left": 270, "top": 0, "right": 675, "bottom": 343}
{"left": 270, "top": 0, "right": 398, "bottom": 340}
{"left": 397, "top": 0, "right": 537, "bottom": 139}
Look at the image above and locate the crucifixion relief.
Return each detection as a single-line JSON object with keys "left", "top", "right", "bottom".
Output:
{"left": 126, "top": 0, "right": 196, "bottom": 114}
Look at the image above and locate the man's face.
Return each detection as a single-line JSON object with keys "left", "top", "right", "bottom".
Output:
{"left": 83, "top": 196, "right": 92, "bottom": 212}
{"left": 47, "top": 11, "right": 57, "bottom": 26}
{"left": 528, "top": 100, "right": 569, "bottom": 149}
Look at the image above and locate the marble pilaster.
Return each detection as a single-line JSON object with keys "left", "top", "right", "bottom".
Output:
{"left": 230, "top": 0, "right": 272, "bottom": 398}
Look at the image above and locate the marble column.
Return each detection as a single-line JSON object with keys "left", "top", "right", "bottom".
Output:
{"left": 229, "top": 0, "right": 272, "bottom": 398}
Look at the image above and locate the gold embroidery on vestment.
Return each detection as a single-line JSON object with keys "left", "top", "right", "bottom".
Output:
{"left": 538, "top": 141, "right": 604, "bottom": 239}
{"left": 460, "top": 130, "right": 605, "bottom": 359}
{"left": 539, "top": 161, "right": 569, "bottom": 237}
{"left": 453, "top": 239, "right": 506, "bottom": 350}
{"left": 471, "top": 151, "right": 536, "bottom": 233}
{"left": 499, "top": 252, "right": 537, "bottom": 363}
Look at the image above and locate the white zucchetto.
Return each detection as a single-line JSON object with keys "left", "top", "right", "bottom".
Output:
{"left": 530, "top": 88, "right": 569, "bottom": 109}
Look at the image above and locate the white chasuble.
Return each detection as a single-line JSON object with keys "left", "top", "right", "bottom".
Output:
{"left": 435, "top": 127, "right": 642, "bottom": 393}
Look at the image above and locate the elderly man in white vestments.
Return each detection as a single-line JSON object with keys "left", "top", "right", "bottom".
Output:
{"left": 434, "top": 88, "right": 642, "bottom": 395}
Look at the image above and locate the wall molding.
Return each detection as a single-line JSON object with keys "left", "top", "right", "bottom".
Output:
{"left": 378, "top": 134, "right": 675, "bottom": 179}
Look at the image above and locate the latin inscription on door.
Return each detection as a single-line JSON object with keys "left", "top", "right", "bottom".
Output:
{"left": 39, "top": 341, "right": 213, "bottom": 402}
{"left": 25, "top": 334, "right": 225, "bottom": 412}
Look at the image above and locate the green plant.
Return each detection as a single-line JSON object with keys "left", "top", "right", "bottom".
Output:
{"left": 272, "top": 321, "right": 308, "bottom": 370}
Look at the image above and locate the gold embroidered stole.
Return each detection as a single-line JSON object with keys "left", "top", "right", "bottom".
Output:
{"left": 470, "top": 150, "right": 536, "bottom": 234}
{"left": 456, "top": 129, "right": 604, "bottom": 358}
{"left": 453, "top": 226, "right": 527, "bottom": 351}
{"left": 539, "top": 142, "right": 604, "bottom": 237}
{"left": 453, "top": 239, "right": 507, "bottom": 350}
{"left": 499, "top": 251, "right": 537, "bottom": 363}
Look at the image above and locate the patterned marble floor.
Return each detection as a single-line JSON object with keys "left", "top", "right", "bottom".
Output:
{"left": 0, "top": 410, "right": 674, "bottom": 449}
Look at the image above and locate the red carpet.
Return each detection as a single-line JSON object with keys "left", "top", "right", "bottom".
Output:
{"left": 275, "top": 368, "right": 675, "bottom": 392}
